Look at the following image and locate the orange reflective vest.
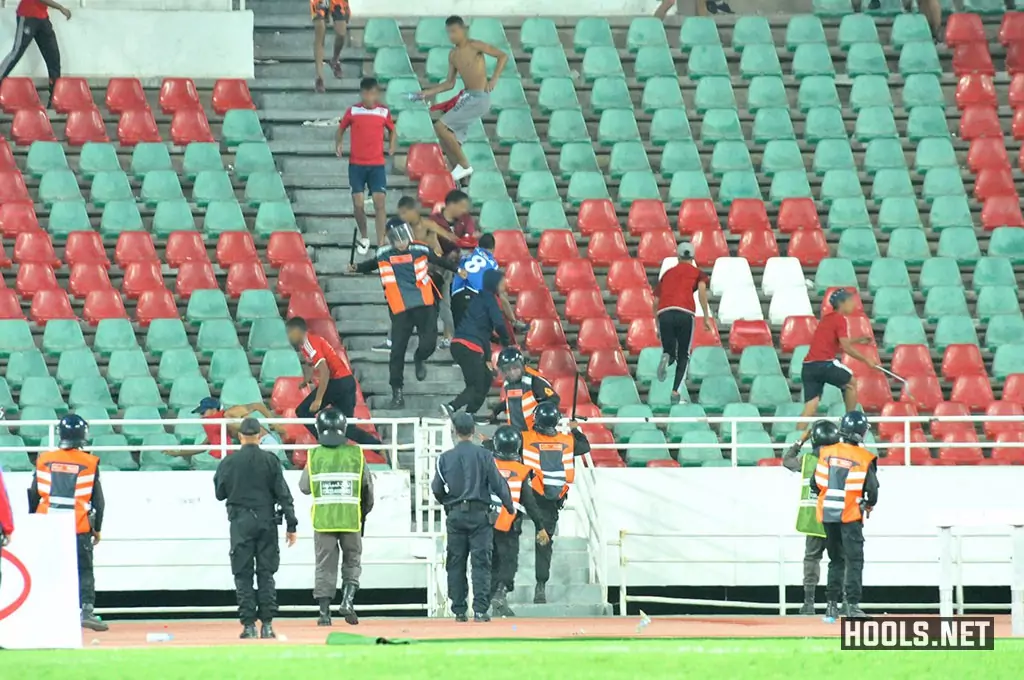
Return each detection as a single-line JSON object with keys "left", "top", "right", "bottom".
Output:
{"left": 522, "top": 430, "right": 575, "bottom": 500}
{"left": 377, "top": 243, "right": 435, "bottom": 314}
{"left": 35, "top": 448, "right": 99, "bottom": 534}
{"left": 814, "top": 442, "right": 875, "bottom": 524}
{"left": 492, "top": 459, "right": 531, "bottom": 532}
{"left": 502, "top": 368, "right": 554, "bottom": 431}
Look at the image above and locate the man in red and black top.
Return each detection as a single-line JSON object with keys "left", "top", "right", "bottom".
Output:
{"left": 798, "top": 289, "right": 878, "bottom": 430}
{"left": 654, "top": 242, "right": 712, "bottom": 403}
{"left": 286, "top": 317, "right": 382, "bottom": 447}
{"left": 337, "top": 78, "right": 396, "bottom": 255}
{"left": 0, "top": 462, "right": 14, "bottom": 592}
{"left": 0, "top": 0, "right": 72, "bottom": 107}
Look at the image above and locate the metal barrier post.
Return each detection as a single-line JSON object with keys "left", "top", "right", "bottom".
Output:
{"left": 903, "top": 418, "right": 910, "bottom": 465}
{"left": 47, "top": 423, "right": 55, "bottom": 450}
{"left": 777, "top": 534, "right": 786, "bottom": 616}
{"left": 730, "top": 421, "right": 737, "bottom": 467}
{"left": 618, "top": 530, "right": 627, "bottom": 616}
{"left": 1012, "top": 524, "right": 1024, "bottom": 636}
{"left": 938, "top": 525, "right": 954, "bottom": 618}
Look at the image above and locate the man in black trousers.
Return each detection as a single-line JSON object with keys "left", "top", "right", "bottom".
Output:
{"left": 431, "top": 412, "right": 513, "bottom": 622}
{"left": 0, "top": 0, "right": 72, "bottom": 108}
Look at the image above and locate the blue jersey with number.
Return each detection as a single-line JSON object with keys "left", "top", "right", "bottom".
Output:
{"left": 451, "top": 247, "right": 498, "bottom": 294}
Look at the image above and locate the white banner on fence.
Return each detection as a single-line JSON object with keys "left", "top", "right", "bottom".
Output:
{"left": 0, "top": 514, "right": 82, "bottom": 650}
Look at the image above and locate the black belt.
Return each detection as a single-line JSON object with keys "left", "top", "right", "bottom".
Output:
{"left": 445, "top": 500, "right": 489, "bottom": 512}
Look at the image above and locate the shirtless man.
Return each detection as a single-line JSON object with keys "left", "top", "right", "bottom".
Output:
{"left": 412, "top": 15, "right": 508, "bottom": 183}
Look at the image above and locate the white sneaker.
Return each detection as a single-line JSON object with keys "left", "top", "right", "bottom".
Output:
{"left": 356, "top": 237, "right": 370, "bottom": 256}
{"left": 451, "top": 165, "right": 474, "bottom": 182}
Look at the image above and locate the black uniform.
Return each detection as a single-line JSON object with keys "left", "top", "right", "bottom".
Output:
{"left": 0, "top": 11, "right": 62, "bottom": 107}
{"left": 431, "top": 440, "right": 513, "bottom": 618}
{"left": 214, "top": 444, "right": 298, "bottom": 627}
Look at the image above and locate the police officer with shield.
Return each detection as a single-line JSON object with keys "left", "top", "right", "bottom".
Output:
{"left": 214, "top": 418, "right": 298, "bottom": 639}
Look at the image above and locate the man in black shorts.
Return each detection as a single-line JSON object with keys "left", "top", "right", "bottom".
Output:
{"left": 311, "top": 0, "right": 351, "bottom": 93}
{"left": 0, "top": 0, "right": 72, "bottom": 107}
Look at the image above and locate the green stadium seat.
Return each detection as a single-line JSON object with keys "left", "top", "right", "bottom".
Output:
{"left": 666, "top": 403, "right": 713, "bottom": 442}
{"left": 660, "top": 141, "right": 702, "bottom": 176}
{"left": 821, "top": 169, "right": 863, "bottom": 202}
{"left": 394, "top": 110, "right": 436, "bottom": 145}
{"left": 838, "top": 13, "right": 880, "bottom": 48}
{"left": 989, "top": 227, "right": 1024, "bottom": 264}
{"left": 747, "top": 76, "right": 788, "bottom": 111}
{"left": 385, "top": 79, "right": 425, "bottom": 113}
{"left": 140, "top": 435, "right": 191, "bottom": 471}
{"left": 878, "top": 197, "right": 922, "bottom": 232}
{"left": 937, "top": 227, "right": 981, "bottom": 264}
{"left": 850, "top": 75, "right": 893, "bottom": 110}
{"left": 100, "top": 200, "right": 144, "bottom": 237}
{"left": 192, "top": 171, "right": 234, "bottom": 206}
{"left": 741, "top": 44, "right": 783, "bottom": 78}
{"left": 191, "top": 453, "right": 222, "bottom": 470}
{"left": 974, "top": 257, "right": 1015, "bottom": 291}
{"left": 106, "top": 349, "right": 150, "bottom": 385}
{"left": 255, "top": 201, "right": 299, "bottom": 238}
{"left": 642, "top": 77, "right": 684, "bottom": 112}
{"left": 915, "top": 138, "right": 957, "bottom": 173}
{"left": 478, "top": 199, "right": 520, "bottom": 232}
{"left": 720, "top": 403, "right": 765, "bottom": 441}
{"left": 93, "top": 436, "right": 138, "bottom": 471}
{"left": 792, "top": 44, "right": 835, "bottom": 78}
{"left": 769, "top": 170, "right": 814, "bottom": 203}
{"left": 872, "top": 287, "right": 916, "bottom": 323}
{"left": 902, "top": 74, "right": 945, "bottom": 109}
{"left": 414, "top": 18, "right": 448, "bottom": 51}
{"left": 625, "top": 429, "right": 671, "bottom": 467}
{"left": 197, "top": 319, "right": 241, "bottom": 356}
{"left": 753, "top": 107, "right": 796, "bottom": 142}
{"left": 688, "top": 346, "right": 732, "bottom": 383}
{"left": 899, "top": 42, "right": 941, "bottom": 76}
{"left": 864, "top": 138, "right": 906, "bottom": 174}
{"left": 702, "top": 108, "right": 743, "bottom": 143}
{"left": 247, "top": 318, "right": 290, "bottom": 355}
{"left": 733, "top": 16, "right": 773, "bottom": 50}
{"left": 7, "top": 350, "right": 48, "bottom": 388}
{"left": 78, "top": 142, "right": 120, "bottom": 179}
{"left": 39, "top": 169, "right": 81, "bottom": 204}
{"left": 27, "top": 141, "right": 67, "bottom": 176}
{"left": 0, "top": 379, "right": 15, "bottom": 415}
{"left": 0, "top": 320, "right": 36, "bottom": 356}
{"left": 669, "top": 170, "right": 712, "bottom": 203}
{"left": 516, "top": 170, "right": 560, "bottom": 205}
{"left": 993, "top": 344, "right": 1024, "bottom": 381}
{"left": 815, "top": 257, "right": 858, "bottom": 292}
{"left": 872, "top": 168, "right": 915, "bottom": 201}
{"left": 924, "top": 286, "right": 969, "bottom": 322}
{"left": 772, "top": 403, "right": 807, "bottom": 441}
{"left": 934, "top": 316, "right": 980, "bottom": 351}
{"left": 130, "top": 143, "right": 171, "bottom": 177}
{"left": 38, "top": 321, "right": 80, "bottom": 359}
{"left": 749, "top": 375, "right": 793, "bottom": 412}
{"left": 596, "top": 375, "right": 642, "bottom": 414}
{"left": 988, "top": 316, "right": 1024, "bottom": 350}
{"left": 21, "top": 376, "right": 66, "bottom": 411}
{"left": 719, "top": 171, "right": 761, "bottom": 205}
{"left": 90, "top": 318, "right": 137, "bottom": 357}
{"left": 120, "top": 406, "right": 166, "bottom": 444}
{"left": 18, "top": 407, "right": 58, "bottom": 443}
{"left": 245, "top": 172, "right": 287, "bottom": 206}
{"left": 964, "top": 0, "right": 1007, "bottom": 13}
{"left": 69, "top": 376, "right": 116, "bottom": 411}
{"left": 804, "top": 106, "right": 848, "bottom": 143}
{"left": 537, "top": 79, "right": 580, "bottom": 114}
{"left": 735, "top": 431, "right": 775, "bottom": 466}
{"left": 47, "top": 201, "right": 91, "bottom": 237}
{"left": 558, "top": 142, "right": 600, "bottom": 178}
{"left": 259, "top": 348, "right": 302, "bottom": 388}
{"left": 183, "top": 142, "right": 223, "bottom": 179}
{"left": 650, "top": 108, "right": 693, "bottom": 145}
{"left": 680, "top": 16, "right": 721, "bottom": 49}
{"left": 508, "top": 143, "right": 548, "bottom": 179}
{"left": 697, "top": 375, "right": 741, "bottom": 413}
{"left": 798, "top": 76, "right": 841, "bottom": 111}
{"left": 548, "top": 109, "right": 589, "bottom": 146}
{"left": 0, "top": 437, "right": 33, "bottom": 472}
{"left": 688, "top": 45, "right": 729, "bottom": 79}
{"left": 976, "top": 286, "right": 1021, "bottom": 322}
{"left": 566, "top": 171, "right": 610, "bottom": 205}
{"left": 923, "top": 168, "right": 966, "bottom": 202}
{"left": 590, "top": 77, "right": 632, "bottom": 113}
{"left": 234, "top": 289, "right": 280, "bottom": 325}
{"left": 711, "top": 141, "right": 752, "bottom": 175}
{"left": 599, "top": 109, "right": 640, "bottom": 145}
{"left": 520, "top": 17, "right": 560, "bottom": 52}
{"left": 855, "top": 107, "right": 898, "bottom": 141}
{"left": 762, "top": 140, "right": 806, "bottom": 175}
{"left": 468, "top": 170, "right": 509, "bottom": 203}
{"left": 56, "top": 347, "right": 100, "bottom": 387}
{"left": 169, "top": 375, "right": 211, "bottom": 411}
{"left": 838, "top": 230, "right": 880, "bottom": 264}
{"left": 907, "top": 107, "right": 950, "bottom": 140}
{"left": 867, "top": 257, "right": 911, "bottom": 292}
{"left": 145, "top": 318, "right": 189, "bottom": 356}
{"left": 827, "top": 197, "right": 871, "bottom": 231}
{"left": 738, "top": 345, "right": 783, "bottom": 383}
{"left": 157, "top": 348, "right": 202, "bottom": 387}
{"left": 203, "top": 200, "right": 246, "bottom": 238}
{"left": 118, "top": 376, "right": 163, "bottom": 409}
{"left": 530, "top": 46, "right": 572, "bottom": 81}
{"left": 635, "top": 348, "right": 665, "bottom": 387}
{"left": 525, "top": 201, "right": 569, "bottom": 234}
{"left": 613, "top": 404, "right": 656, "bottom": 441}
{"left": 233, "top": 142, "right": 275, "bottom": 180}
{"left": 882, "top": 315, "right": 928, "bottom": 350}
{"left": 222, "top": 110, "right": 265, "bottom": 146}
{"left": 468, "top": 17, "right": 510, "bottom": 49}
{"left": 373, "top": 47, "right": 415, "bottom": 81}
{"left": 786, "top": 15, "right": 826, "bottom": 49}
{"left": 141, "top": 170, "right": 184, "bottom": 205}
{"left": 627, "top": 17, "right": 669, "bottom": 51}
{"left": 582, "top": 46, "right": 623, "bottom": 81}
{"left": 646, "top": 374, "right": 680, "bottom": 413}
{"left": 574, "top": 18, "right": 613, "bottom": 52}
{"left": 920, "top": 258, "right": 962, "bottom": 294}
{"left": 363, "top": 18, "right": 403, "bottom": 50}
{"left": 813, "top": 139, "right": 855, "bottom": 174}
{"left": 694, "top": 77, "right": 736, "bottom": 113}
{"left": 891, "top": 13, "right": 934, "bottom": 46}
{"left": 887, "top": 228, "right": 931, "bottom": 264}
{"left": 847, "top": 43, "right": 889, "bottom": 76}
{"left": 619, "top": 170, "right": 661, "bottom": 205}
{"left": 151, "top": 200, "right": 196, "bottom": 237}
{"left": 609, "top": 141, "right": 652, "bottom": 178}
{"left": 677, "top": 430, "right": 723, "bottom": 466}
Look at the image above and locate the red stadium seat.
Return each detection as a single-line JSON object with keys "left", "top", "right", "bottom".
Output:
{"left": 0, "top": 171, "right": 29, "bottom": 204}
{"left": 1014, "top": 108, "right": 1024, "bottom": 140}
{"left": 780, "top": 315, "right": 818, "bottom": 353}
{"left": 968, "top": 138, "right": 1009, "bottom": 172}
{"left": 981, "top": 194, "right": 1024, "bottom": 230}
{"left": 594, "top": 457, "right": 627, "bottom": 468}
{"left": 737, "top": 229, "right": 779, "bottom": 266}
{"left": 538, "top": 348, "right": 578, "bottom": 379}
{"left": 272, "top": 377, "right": 310, "bottom": 413}
{"left": 405, "top": 143, "right": 447, "bottom": 180}
{"left": 159, "top": 78, "right": 202, "bottom": 114}
{"left": 165, "top": 231, "right": 208, "bottom": 268}
{"left": 526, "top": 318, "right": 569, "bottom": 352}
{"left": 564, "top": 287, "right": 607, "bottom": 324}
{"left": 1011, "top": 74, "right": 1024, "bottom": 109}
{"left": 985, "top": 402, "right": 1024, "bottom": 438}
{"left": 11, "top": 108, "right": 55, "bottom": 145}
{"left": 626, "top": 317, "right": 660, "bottom": 354}
{"left": 586, "top": 230, "right": 629, "bottom": 266}
{"left": 505, "top": 259, "right": 546, "bottom": 293}
{"left": 51, "top": 78, "right": 94, "bottom": 113}
{"left": 857, "top": 372, "right": 893, "bottom": 412}
{"left": 941, "top": 344, "right": 985, "bottom": 380}
{"left": 821, "top": 287, "right": 864, "bottom": 316}
{"left": 950, "top": 374, "right": 995, "bottom": 411}
{"left": 886, "top": 430, "right": 932, "bottom": 465}
{"left": 83, "top": 289, "right": 127, "bottom": 325}
{"left": 891, "top": 344, "right": 936, "bottom": 378}
{"left": 930, "top": 401, "right": 971, "bottom": 439}
{"left": 0, "top": 138, "right": 15, "bottom": 172}
{"left": 171, "top": 109, "right": 215, "bottom": 145}
{"left": 974, "top": 167, "right": 1017, "bottom": 201}
{"left": 514, "top": 288, "right": 559, "bottom": 321}
{"left": 587, "top": 348, "right": 630, "bottom": 384}
{"left": 845, "top": 314, "right": 875, "bottom": 346}
{"left": 1001, "top": 11, "right": 1024, "bottom": 45}
{"left": 489, "top": 231, "right": 530, "bottom": 267}
{"left": 118, "top": 109, "right": 162, "bottom": 145}
{"left": 216, "top": 232, "right": 259, "bottom": 268}
{"left": 1004, "top": 374, "right": 1024, "bottom": 404}
{"left": 175, "top": 261, "right": 218, "bottom": 299}
{"left": 647, "top": 459, "right": 680, "bottom": 468}
{"left": 266, "top": 232, "right": 309, "bottom": 268}
{"left": 65, "top": 232, "right": 109, "bottom": 267}
{"left": 307, "top": 318, "right": 344, "bottom": 353}
{"left": 990, "top": 433, "right": 1024, "bottom": 464}
{"left": 638, "top": 230, "right": 677, "bottom": 267}
{"left": 0, "top": 78, "right": 40, "bottom": 112}
{"left": 946, "top": 12, "right": 986, "bottom": 45}
{"left": 957, "top": 74, "right": 998, "bottom": 110}
{"left": 960, "top": 106, "right": 1002, "bottom": 140}
{"left": 844, "top": 343, "right": 881, "bottom": 378}
{"left": 418, "top": 173, "right": 456, "bottom": 205}
{"left": 627, "top": 199, "right": 670, "bottom": 235}
{"left": 555, "top": 258, "right": 599, "bottom": 294}
{"left": 15, "top": 263, "right": 58, "bottom": 299}
{"left": 14, "top": 232, "right": 60, "bottom": 266}
{"left": 606, "top": 258, "right": 649, "bottom": 294}
{"left": 68, "top": 264, "right": 112, "bottom": 299}
{"left": 537, "top": 230, "right": 580, "bottom": 266}
{"left": 578, "top": 316, "right": 620, "bottom": 355}
{"left": 952, "top": 43, "right": 995, "bottom": 77}
{"left": 0, "top": 242, "right": 9, "bottom": 268}
{"left": 135, "top": 289, "right": 178, "bottom": 325}
{"left": 728, "top": 319, "right": 772, "bottom": 354}
{"left": 900, "top": 375, "right": 944, "bottom": 412}
{"left": 692, "top": 316, "right": 721, "bottom": 348}
{"left": 122, "top": 261, "right": 166, "bottom": 299}
{"left": 226, "top": 261, "right": 270, "bottom": 298}
{"left": 777, "top": 197, "right": 821, "bottom": 233}
{"left": 105, "top": 78, "right": 147, "bottom": 114}
{"left": 287, "top": 291, "right": 331, "bottom": 320}
{"left": 115, "top": 232, "right": 159, "bottom": 268}
{"left": 877, "top": 402, "right": 923, "bottom": 441}
{"left": 30, "top": 289, "right": 75, "bottom": 323}
{"left": 577, "top": 199, "right": 619, "bottom": 235}
{"left": 691, "top": 226, "right": 729, "bottom": 267}
{"left": 615, "top": 286, "right": 655, "bottom": 324}
{"left": 757, "top": 457, "right": 783, "bottom": 467}
{"left": 212, "top": 79, "right": 256, "bottom": 115}
{"left": 276, "top": 261, "right": 321, "bottom": 297}
{"left": 677, "top": 198, "right": 719, "bottom": 235}
{"left": 727, "top": 199, "right": 769, "bottom": 234}
{"left": 786, "top": 229, "right": 830, "bottom": 267}
{"left": 938, "top": 433, "right": 984, "bottom": 465}
{"left": 0, "top": 289, "right": 24, "bottom": 319}
{"left": 0, "top": 202, "right": 39, "bottom": 237}
{"left": 552, "top": 376, "right": 591, "bottom": 407}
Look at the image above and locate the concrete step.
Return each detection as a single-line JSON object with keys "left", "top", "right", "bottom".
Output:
{"left": 367, "top": 395, "right": 454, "bottom": 413}
{"left": 270, "top": 125, "right": 341, "bottom": 142}
{"left": 515, "top": 550, "right": 591, "bottom": 572}
{"left": 293, "top": 189, "right": 406, "bottom": 214}
{"left": 261, "top": 91, "right": 364, "bottom": 112}
{"left": 518, "top": 535, "right": 589, "bottom": 552}
{"left": 357, "top": 379, "right": 461, "bottom": 397}
{"left": 506, "top": 583, "right": 604, "bottom": 606}
{"left": 492, "top": 602, "right": 612, "bottom": 618}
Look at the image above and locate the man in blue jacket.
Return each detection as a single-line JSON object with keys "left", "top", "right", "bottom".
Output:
{"left": 451, "top": 233, "right": 517, "bottom": 329}
{"left": 442, "top": 268, "right": 511, "bottom": 420}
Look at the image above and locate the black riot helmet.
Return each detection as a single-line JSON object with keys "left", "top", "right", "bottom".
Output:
{"left": 315, "top": 407, "right": 348, "bottom": 447}
{"left": 496, "top": 346, "right": 525, "bottom": 382}
{"left": 839, "top": 411, "right": 869, "bottom": 445}
{"left": 385, "top": 217, "right": 413, "bottom": 250}
{"left": 491, "top": 426, "right": 523, "bottom": 461}
{"left": 58, "top": 414, "right": 89, "bottom": 450}
{"left": 809, "top": 420, "right": 840, "bottom": 449}
{"left": 532, "top": 401, "right": 561, "bottom": 436}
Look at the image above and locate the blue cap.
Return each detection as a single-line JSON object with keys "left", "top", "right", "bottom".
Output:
{"left": 828, "top": 288, "right": 852, "bottom": 310}
{"left": 193, "top": 397, "right": 222, "bottom": 414}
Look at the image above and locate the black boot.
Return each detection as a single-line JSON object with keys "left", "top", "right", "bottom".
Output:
{"left": 81, "top": 605, "right": 109, "bottom": 632}
{"left": 260, "top": 622, "right": 276, "bottom": 639}
{"left": 798, "top": 589, "right": 815, "bottom": 615}
{"left": 317, "top": 598, "right": 332, "bottom": 627}
{"left": 491, "top": 583, "right": 515, "bottom": 617}
{"left": 338, "top": 581, "right": 359, "bottom": 625}
{"left": 473, "top": 612, "right": 491, "bottom": 622}
{"left": 240, "top": 623, "right": 258, "bottom": 639}
{"left": 454, "top": 612, "right": 469, "bottom": 622}
{"left": 415, "top": 360, "right": 427, "bottom": 381}
{"left": 824, "top": 601, "right": 839, "bottom": 622}
{"left": 390, "top": 388, "right": 405, "bottom": 409}
{"left": 533, "top": 582, "right": 547, "bottom": 604}
{"left": 844, "top": 603, "right": 870, "bottom": 619}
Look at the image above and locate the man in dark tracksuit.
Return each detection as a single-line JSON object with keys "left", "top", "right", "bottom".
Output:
{"left": 0, "top": 0, "right": 72, "bottom": 108}
{"left": 442, "top": 268, "right": 511, "bottom": 420}
{"left": 350, "top": 217, "right": 464, "bottom": 409}
{"left": 491, "top": 346, "right": 559, "bottom": 431}
{"left": 431, "top": 413, "right": 514, "bottom": 622}
{"left": 214, "top": 418, "right": 299, "bottom": 639}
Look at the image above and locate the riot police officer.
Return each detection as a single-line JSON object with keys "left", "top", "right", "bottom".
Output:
{"left": 214, "top": 418, "right": 298, "bottom": 639}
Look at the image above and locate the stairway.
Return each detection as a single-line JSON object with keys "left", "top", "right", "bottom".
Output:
{"left": 503, "top": 531, "right": 612, "bottom": 617}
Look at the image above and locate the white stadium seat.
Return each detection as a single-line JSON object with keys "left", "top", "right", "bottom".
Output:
{"left": 717, "top": 286, "right": 764, "bottom": 325}
{"left": 768, "top": 286, "right": 813, "bottom": 324}
{"left": 761, "top": 257, "right": 807, "bottom": 297}
{"left": 710, "top": 257, "right": 755, "bottom": 297}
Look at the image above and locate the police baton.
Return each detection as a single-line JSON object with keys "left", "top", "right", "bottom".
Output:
{"left": 570, "top": 373, "right": 588, "bottom": 423}
{"left": 349, "top": 226, "right": 358, "bottom": 267}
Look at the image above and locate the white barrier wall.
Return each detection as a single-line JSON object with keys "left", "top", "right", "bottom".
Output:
{"left": 0, "top": 9, "right": 254, "bottom": 79}
{"left": 354, "top": 0, "right": 663, "bottom": 15}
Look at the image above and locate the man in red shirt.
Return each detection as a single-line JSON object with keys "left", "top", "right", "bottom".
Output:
{"left": 337, "top": 78, "right": 396, "bottom": 255}
{"left": 181, "top": 398, "right": 285, "bottom": 460}
{"left": 654, "top": 242, "right": 712, "bottom": 403}
{"left": 0, "top": 464, "right": 14, "bottom": 571}
{"left": 286, "top": 316, "right": 382, "bottom": 447}
{"left": 798, "top": 289, "right": 878, "bottom": 430}
{"left": 0, "top": 0, "right": 72, "bottom": 108}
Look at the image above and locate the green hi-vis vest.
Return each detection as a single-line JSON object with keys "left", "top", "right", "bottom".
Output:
{"left": 309, "top": 444, "right": 364, "bottom": 533}
{"left": 796, "top": 452, "right": 825, "bottom": 537}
